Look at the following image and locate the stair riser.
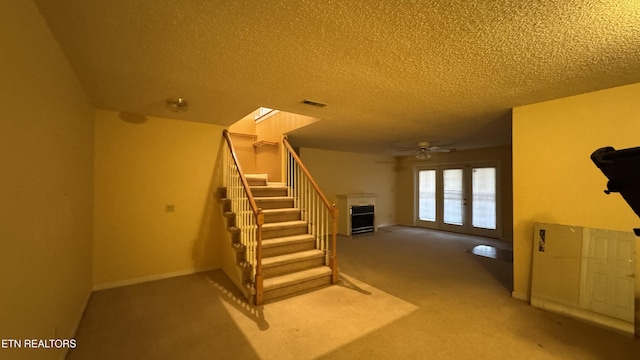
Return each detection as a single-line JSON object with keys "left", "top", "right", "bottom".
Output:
{"left": 255, "top": 199, "right": 294, "bottom": 209}
{"left": 221, "top": 198, "right": 231, "bottom": 213}
{"left": 262, "top": 241, "right": 315, "bottom": 258}
{"left": 263, "top": 275, "right": 332, "bottom": 303}
{"left": 246, "top": 177, "right": 267, "bottom": 186}
{"left": 251, "top": 188, "right": 288, "bottom": 197}
{"left": 235, "top": 250, "right": 244, "bottom": 264}
{"left": 264, "top": 212, "right": 301, "bottom": 223}
{"left": 262, "top": 257, "right": 325, "bottom": 278}
{"left": 218, "top": 187, "right": 227, "bottom": 199}
{"left": 262, "top": 225, "right": 308, "bottom": 239}
{"left": 224, "top": 212, "right": 236, "bottom": 228}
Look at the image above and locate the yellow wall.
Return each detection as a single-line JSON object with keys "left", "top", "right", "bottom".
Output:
{"left": 299, "top": 148, "right": 397, "bottom": 228}
{"left": 0, "top": 2, "right": 94, "bottom": 359}
{"left": 228, "top": 111, "right": 258, "bottom": 174}
{"left": 512, "top": 83, "right": 640, "bottom": 308}
{"left": 395, "top": 145, "right": 513, "bottom": 240}
{"left": 93, "top": 109, "right": 227, "bottom": 288}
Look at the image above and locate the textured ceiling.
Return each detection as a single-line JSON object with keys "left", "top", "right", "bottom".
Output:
{"left": 34, "top": 0, "right": 640, "bottom": 155}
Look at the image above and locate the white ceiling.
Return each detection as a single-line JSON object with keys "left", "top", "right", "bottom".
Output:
{"left": 34, "top": 0, "right": 640, "bottom": 155}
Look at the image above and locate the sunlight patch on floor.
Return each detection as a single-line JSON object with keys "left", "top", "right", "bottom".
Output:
{"left": 219, "top": 273, "right": 419, "bottom": 359}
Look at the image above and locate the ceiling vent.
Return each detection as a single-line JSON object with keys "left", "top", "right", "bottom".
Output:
{"left": 301, "top": 99, "right": 328, "bottom": 107}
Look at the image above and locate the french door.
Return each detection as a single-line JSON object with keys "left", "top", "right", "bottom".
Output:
{"left": 416, "top": 163, "right": 500, "bottom": 238}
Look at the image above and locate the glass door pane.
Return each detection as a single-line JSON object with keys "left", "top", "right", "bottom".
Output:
{"left": 443, "top": 169, "right": 463, "bottom": 225}
{"left": 418, "top": 170, "right": 436, "bottom": 222}
{"left": 472, "top": 167, "right": 496, "bottom": 229}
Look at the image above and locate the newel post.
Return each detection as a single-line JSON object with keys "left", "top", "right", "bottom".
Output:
{"left": 330, "top": 205, "right": 339, "bottom": 284}
{"left": 254, "top": 210, "right": 265, "bottom": 305}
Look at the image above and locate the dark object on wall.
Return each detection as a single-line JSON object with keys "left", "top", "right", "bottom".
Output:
{"left": 538, "top": 229, "right": 546, "bottom": 252}
{"left": 591, "top": 146, "right": 640, "bottom": 236}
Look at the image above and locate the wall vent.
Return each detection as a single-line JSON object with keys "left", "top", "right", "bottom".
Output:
{"left": 301, "top": 99, "right": 328, "bottom": 107}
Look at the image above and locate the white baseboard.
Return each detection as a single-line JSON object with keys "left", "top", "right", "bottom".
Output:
{"left": 93, "top": 267, "right": 218, "bottom": 291}
{"left": 531, "top": 296, "right": 634, "bottom": 337}
{"left": 511, "top": 291, "right": 529, "bottom": 302}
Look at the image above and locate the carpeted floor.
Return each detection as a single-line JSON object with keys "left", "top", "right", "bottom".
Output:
{"left": 66, "top": 226, "right": 640, "bottom": 359}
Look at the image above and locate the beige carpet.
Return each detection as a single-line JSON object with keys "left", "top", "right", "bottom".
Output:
{"left": 66, "top": 226, "right": 640, "bottom": 359}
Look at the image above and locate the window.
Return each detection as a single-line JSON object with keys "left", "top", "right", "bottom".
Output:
{"left": 418, "top": 170, "right": 436, "bottom": 222}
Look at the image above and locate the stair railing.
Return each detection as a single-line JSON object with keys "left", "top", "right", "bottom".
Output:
{"left": 222, "top": 129, "right": 265, "bottom": 305}
{"left": 282, "top": 137, "right": 339, "bottom": 284}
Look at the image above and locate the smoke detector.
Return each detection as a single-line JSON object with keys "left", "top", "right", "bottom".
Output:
{"left": 166, "top": 97, "right": 189, "bottom": 113}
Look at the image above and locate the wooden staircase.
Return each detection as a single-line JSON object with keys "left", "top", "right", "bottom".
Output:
{"left": 223, "top": 174, "right": 333, "bottom": 303}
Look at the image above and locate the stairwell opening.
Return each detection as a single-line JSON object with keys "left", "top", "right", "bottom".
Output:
{"left": 227, "top": 108, "right": 321, "bottom": 182}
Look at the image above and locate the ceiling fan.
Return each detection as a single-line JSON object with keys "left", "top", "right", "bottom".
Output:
{"left": 398, "top": 141, "right": 454, "bottom": 160}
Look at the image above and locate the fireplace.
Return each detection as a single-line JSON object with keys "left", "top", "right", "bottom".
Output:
{"left": 336, "top": 193, "right": 377, "bottom": 236}
{"left": 350, "top": 205, "right": 375, "bottom": 234}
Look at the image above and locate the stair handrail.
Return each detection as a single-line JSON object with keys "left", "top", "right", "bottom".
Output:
{"left": 222, "top": 129, "right": 265, "bottom": 304}
{"left": 282, "top": 137, "right": 339, "bottom": 283}
{"left": 282, "top": 138, "right": 334, "bottom": 211}
{"left": 223, "top": 129, "right": 261, "bottom": 217}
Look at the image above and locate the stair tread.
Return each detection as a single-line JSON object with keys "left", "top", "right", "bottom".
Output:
{"left": 262, "top": 249, "right": 324, "bottom": 266}
{"left": 262, "top": 220, "right": 307, "bottom": 229}
{"left": 262, "top": 234, "right": 315, "bottom": 247}
{"left": 255, "top": 196, "right": 292, "bottom": 200}
{"left": 263, "top": 266, "right": 332, "bottom": 290}
{"left": 261, "top": 208, "right": 300, "bottom": 214}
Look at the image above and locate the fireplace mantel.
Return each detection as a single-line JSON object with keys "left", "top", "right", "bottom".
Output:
{"left": 336, "top": 193, "right": 377, "bottom": 236}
